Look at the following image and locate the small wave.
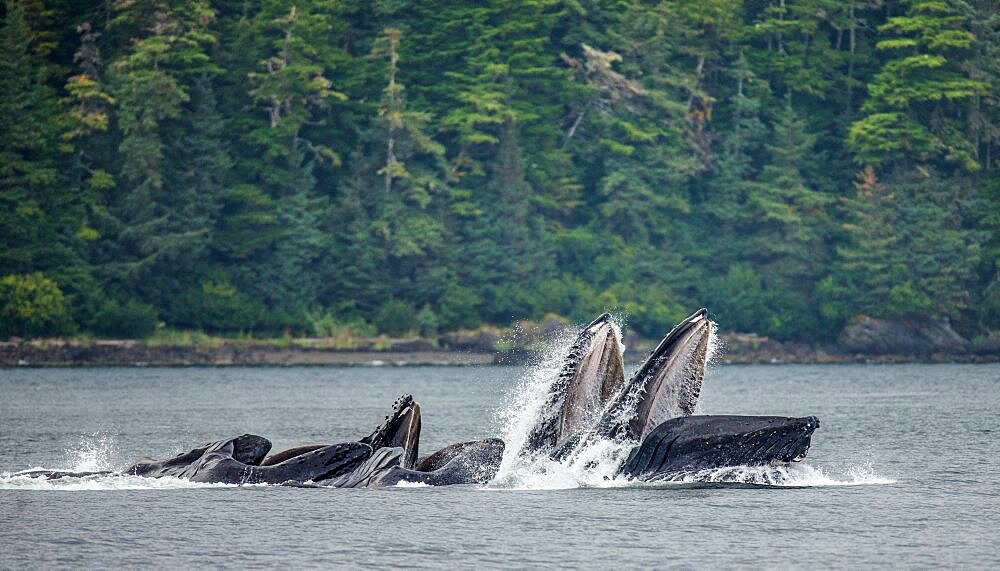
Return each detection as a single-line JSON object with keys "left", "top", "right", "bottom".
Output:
{"left": 486, "top": 462, "right": 895, "bottom": 491}
{"left": 0, "top": 472, "right": 240, "bottom": 491}
{"left": 647, "top": 463, "right": 897, "bottom": 487}
{"left": 394, "top": 480, "right": 431, "bottom": 488}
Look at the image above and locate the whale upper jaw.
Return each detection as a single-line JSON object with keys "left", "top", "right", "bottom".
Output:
{"left": 593, "top": 308, "right": 714, "bottom": 443}
{"left": 521, "top": 313, "right": 625, "bottom": 456}
{"left": 360, "top": 394, "right": 422, "bottom": 469}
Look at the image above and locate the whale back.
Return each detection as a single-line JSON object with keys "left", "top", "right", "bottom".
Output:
{"left": 345, "top": 438, "right": 506, "bottom": 487}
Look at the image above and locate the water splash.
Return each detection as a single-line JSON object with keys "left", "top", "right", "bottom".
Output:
{"left": 65, "top": 432, "right": 120, "bottom": 472}
{"left": 493, "top": 323, "right": 581, "bottom": 478}
{"left": 648, "top": 463, "right": 897, "bottom": 487}
{"left": 394, "top": 480, "right": 430, "bottom": 488}
{"left": 491, "top": 315, "right": 639, "bottom": 489}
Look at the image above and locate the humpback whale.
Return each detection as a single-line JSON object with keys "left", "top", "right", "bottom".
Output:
{"left": 116, "top": 394, "right": 502, "bottom": 487}
{"left": 16, "top": 308, "right": 820, "bottom": 486}
{"left": 521, "top": 313, "right": 624, "bottom": 456}
{"left": 518, "top": 308, "right": 821, "bottom": 480}
{"left": 18, "top": 394, "right": 504, "bottom": 487}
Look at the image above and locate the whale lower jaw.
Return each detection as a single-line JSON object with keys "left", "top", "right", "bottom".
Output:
{"left": 618, "top": 415, "right": 820, "bottom": 480}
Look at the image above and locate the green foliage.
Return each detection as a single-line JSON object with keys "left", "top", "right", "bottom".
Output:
{"left": 703, "top": 265, "right": 780, "bottom": 336}
{"left": 88, "top": 299, "right": 158, "bottom": 339}
{"left": 438, "top": 286, "right": 482, "bottom": 331}
{"left": 887, "top": 281, "right": 935, "bottom": 318}
{"left": 0, "top": 1, "right": 82, "bottom": 278}
{"left": 309, "top": 313, "right": 375, "bottom": 338}
{"left": 197, "top": 281, "right": 261, "bottom": 332}
{"left": 980, "top": 282, "right": 1000, "bottom": 330}
{"left": 374, "top": 299, "right": 417, "bottom": 336}
{"left": 1, "top": 0, "right": 997, "bottom": 344}
{"left": 849, "top": 0, "right": 984, "bottom": 170}
{"left": 0, "top": 273, "right": 74, "bottom": 338}
{"left": 415, "top": 304, "right": 439, "bottom": 337}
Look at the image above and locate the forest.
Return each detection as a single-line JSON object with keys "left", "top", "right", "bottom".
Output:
{"left": 0, "top": 0, "right": 998, "bottom": 344}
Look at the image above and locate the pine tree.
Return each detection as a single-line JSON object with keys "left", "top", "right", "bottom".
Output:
{"left": 835, "top": 167, "right": 901, "bottom": 315}
{"left": 153, "top": 75, "right": 233, "bottom": 327}
{"left": 0, "top": 1, "right": 78, "bottom": 276}
{"left": 848, "top": 0, "right": 984, "bottom": 171}
{"left": 369, "top": 27, "right": 447, "bottom": 260}
{"left": 750, "top": 98, "right": 832, "bottom": 291}
{"left": 698, "top": 52, "right": 769, "bottom": 271}
{"left": 103, "top": 0, "right": 219, "bottom": 289}
{"left": 240, "top": 3, "right": 348, "bottom": 327}
{"left": 837, "top": 167, "right": 981, "bottom": 320}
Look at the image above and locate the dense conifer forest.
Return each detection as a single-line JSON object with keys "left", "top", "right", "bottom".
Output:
{"left": 0, "top": 0, "right": 997, "bottom": 343}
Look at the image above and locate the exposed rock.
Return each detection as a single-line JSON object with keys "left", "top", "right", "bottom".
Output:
{"left": 439, "top": 329, "right": 499, "bottom": 353}
{"left": 838, "top": 315, "right": 971, "bottom": 355}
{"left": 385, "top": 338, "right": 437, "bottom": 352}
{"left": 972, "top": 332, "right": 1000, "bottom": 355}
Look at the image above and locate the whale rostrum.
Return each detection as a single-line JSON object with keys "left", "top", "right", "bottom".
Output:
{"left": 19, "top": 308, "right": 821, "bottom": 486}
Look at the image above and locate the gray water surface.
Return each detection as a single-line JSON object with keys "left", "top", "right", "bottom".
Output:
{"left": 1, "top": 364, "right": 998, "bottom": 567}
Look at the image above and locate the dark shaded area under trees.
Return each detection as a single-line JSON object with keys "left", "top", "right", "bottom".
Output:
{"left": 0, "top": 0, "right": 998, "bottom": 347}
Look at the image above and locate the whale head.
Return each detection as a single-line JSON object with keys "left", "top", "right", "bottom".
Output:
{"left": 620, "top": 415, "right": 820, "bottom": 479}
{"left": 594, "top": 308, "right": 714, "bottom": 442}
{"left": 521, "top": 313, "right": 625, "bottom": 455}
{"left": 361, "top": 394, "right": 422, "bottom": 469}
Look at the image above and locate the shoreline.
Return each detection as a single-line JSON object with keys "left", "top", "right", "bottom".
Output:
{"left": 2, "top": 338, "right": 997, "bottom": 367}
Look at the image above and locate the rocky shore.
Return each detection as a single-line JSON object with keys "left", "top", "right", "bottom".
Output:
{"left": 3, "top": 314, "right": 997, "bottom": 367}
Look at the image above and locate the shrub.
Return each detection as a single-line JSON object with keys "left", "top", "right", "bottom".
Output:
{"left": 437, "top": 286, "right": 482, "bottom": 331}
{"left": 415, "top": 304, "right": 439, "bottom": 337}
{"left": 307, "top": 312, "right": 376, "bottom": 338}
{"left": 199, "top": 281, "right": 262, "bottom": 332}
{"left": 980, "top": 282, "right": 1000, "bottom": 330}
{"left": 374, "top": 299, "right": 417, "bottom": 336}
{"left": 886, "top": 281, "right": 935, "bottom": 319}
{"left": 88, "top": 299, "right": 159, "bottom": 338}
{"left": 0, "top": 273, "right": 75, "bottom": 338}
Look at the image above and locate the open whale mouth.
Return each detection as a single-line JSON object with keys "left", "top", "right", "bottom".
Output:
{"left": 360, "top": 394, "right": 422, "bottom": 469}
{"left": 591, "top": 308, "right": 714, "bottom": 442}
{"left": 521, "top": 313, "right": 625, "bottom": 456}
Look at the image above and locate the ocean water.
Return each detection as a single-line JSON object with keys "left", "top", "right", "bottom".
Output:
{"left": 1, "top": 362, "right": 998, "bottom": 567}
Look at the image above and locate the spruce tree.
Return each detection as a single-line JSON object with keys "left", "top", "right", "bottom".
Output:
{"left": 0, "top": 1, "right": 78, "bottom": 276}
{"left": 848, "top": 0, "right": 984, "bottom": 170}
{"left": 103, "top": 0, "right": 219, "bottom": 291}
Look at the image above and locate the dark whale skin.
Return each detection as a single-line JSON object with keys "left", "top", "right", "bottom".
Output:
{"left": 124, "top": 436, "right": 373, "bottom": 485}
{"left": 619, "top": 415, "right": 820, "bottom": 480}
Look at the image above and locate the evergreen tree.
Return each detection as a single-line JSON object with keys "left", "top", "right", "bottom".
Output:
{"left": 848, "top": 0, "right": 984, "bottom": 171}
{"left": 155, "top": 75, "right": 233, "bottom": 328}
{"left": 102, "top": 0, "right": 219, "bottom": 290}
{"left": 0, "top": 1, "right": 79, "bottom": 277}
{"left": 750, "top": 99, "right": 832, "bottom": 291}
{"left": 240, "top": 3, "right": 347, "bottom": 327}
